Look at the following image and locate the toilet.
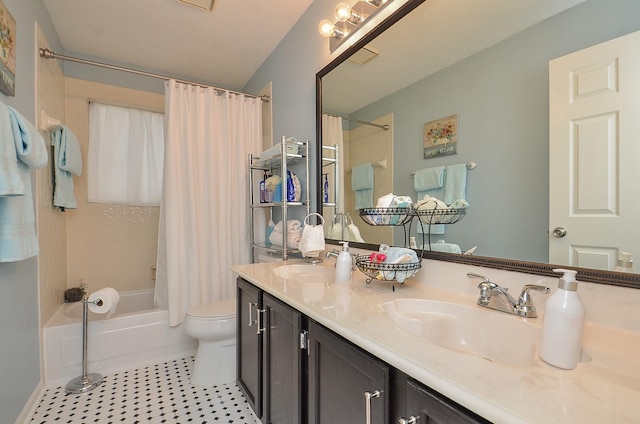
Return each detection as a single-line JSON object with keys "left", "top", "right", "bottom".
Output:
{"left": 183, "top": 298, "right": 236, "bottom": 386}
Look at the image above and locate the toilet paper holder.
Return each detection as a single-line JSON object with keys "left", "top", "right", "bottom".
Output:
{"left": 64, "top": 295, "right": 105, "bottom": 394}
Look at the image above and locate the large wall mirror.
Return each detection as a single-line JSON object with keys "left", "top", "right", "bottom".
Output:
{"left": 316, "top": 0, "right": 640, "bottom": 288}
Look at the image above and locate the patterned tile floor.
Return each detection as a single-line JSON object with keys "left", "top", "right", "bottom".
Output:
{"left": 28, "top": 357, "right": 261, "bottom": 424}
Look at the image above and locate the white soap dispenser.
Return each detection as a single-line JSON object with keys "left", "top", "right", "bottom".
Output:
{"left": 540, "top": 268, "right": 585, "bottom": 369}
{"left": 335, "top": 241, "right": 352, "bottom": 282}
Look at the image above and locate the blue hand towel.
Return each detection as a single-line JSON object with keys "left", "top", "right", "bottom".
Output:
{"left": 414, "top": 166, "right": 445, "bottom": 214}
{"left": 443, "top": 163, "right": 467, "bottom": 204}
{"left": 50, "top": 125, "right": 82, "bottom": 209}
{"left": 351, "top": 163, "right": 374, "bottom": 209}
{"left": 0, "top": 106, "right": 48, "bottom": 262}
{"left": 0, "top": 101, "right": 26, "bottom": 196}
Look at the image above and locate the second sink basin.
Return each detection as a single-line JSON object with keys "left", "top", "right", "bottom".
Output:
{"left": 272, "top": 264, "right": 335, "bottom": 283}
{"left": 383, "top": 298, "right": 541, "bottom": 367}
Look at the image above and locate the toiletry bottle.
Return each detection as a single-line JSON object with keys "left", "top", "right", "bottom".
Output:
{"left": 540, "top": 269, "right": 585, "bottom": 369}
{"left": 335, "top": 241, "right": 352, "bottom": 282}
{"left": 259, "top": 172, "right": 267, "bottom": 203}
{"left": 323, "top": 173, "right": 329, "bottom": 203}
{"left": 615, "top": 251, "right": 635, "bottom": 273}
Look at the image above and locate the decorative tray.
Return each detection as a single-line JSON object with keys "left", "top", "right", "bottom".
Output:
{"left": 355, "top": 255, "right": 421, "bottom": 284}
{"left": 359, "top": 208, "right": 414, "bottom": 226}
{"left": 414, "top": 208, "right": 466, "bottom": 225}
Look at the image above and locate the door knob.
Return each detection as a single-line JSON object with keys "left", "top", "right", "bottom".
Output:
{"left": 552, "top": 227, "right": 567, "bottom": 238}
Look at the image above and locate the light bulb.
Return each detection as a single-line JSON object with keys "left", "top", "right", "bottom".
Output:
{"left": 318, "top": 19, "right": 336, "bottom": 38}
{"left": 334, "top": 3, "right": 353, "bottom": 22}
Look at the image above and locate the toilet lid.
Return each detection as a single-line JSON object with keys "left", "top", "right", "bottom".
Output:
{"left": 188, "top": 298, "right": 236, "bottom": 319}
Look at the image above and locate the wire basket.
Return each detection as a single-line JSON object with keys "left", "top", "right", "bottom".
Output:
{"left": 355, "top": 255, "right": 421, "bottom": 284}
{"left": 414, "top": 208, "right": 466, "bottom": 225}
{"left": 359, "top": 208, "right": 414, "bottom": 226}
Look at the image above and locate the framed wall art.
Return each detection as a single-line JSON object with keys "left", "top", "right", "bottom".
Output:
{"left": 0, "top": 0, "right": 16, "bottom": 97}
{"left": 423, "top": 114, "right": 458, "bottom": 159}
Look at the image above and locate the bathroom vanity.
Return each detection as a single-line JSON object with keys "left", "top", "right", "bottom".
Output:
{"left": 233, "top": 257, "right": 640, "bottom": 424}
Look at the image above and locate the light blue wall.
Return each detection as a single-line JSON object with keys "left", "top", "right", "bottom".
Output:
{"left": 348, "top": 0, "right": 640, "bottom": 260}
{"left": 0, "top": 1, "right": 62, "bottom": 422}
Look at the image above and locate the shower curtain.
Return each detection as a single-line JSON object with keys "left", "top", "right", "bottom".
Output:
{"left": 156, "top": 80, "right": 262, "bottom": 326}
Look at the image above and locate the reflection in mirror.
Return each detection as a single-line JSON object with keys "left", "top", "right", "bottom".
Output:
{"left": 318, "top": 0, "right": 640, "bottom": 286}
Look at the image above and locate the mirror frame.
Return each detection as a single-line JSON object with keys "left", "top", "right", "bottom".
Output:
{"left": 315, "top": 0, "right": 640, "bottom": 290}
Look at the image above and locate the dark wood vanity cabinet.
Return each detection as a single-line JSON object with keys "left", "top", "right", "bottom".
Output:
{"left": 237, "top": 277, "right": 303, "bottom": 424}
{"left": 392, "top": 373, "right": 491, "bottom": 424}
{"left": 237, "top": 277, "right": 489, "bottom": 424}
{"left": 307, "top": 320, "right": 390, "bottom": 424}
{"left": 237, "top": 278, "right": 263, "bottom": 416}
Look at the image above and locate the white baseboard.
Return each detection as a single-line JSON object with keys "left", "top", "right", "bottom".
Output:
{"left": 15, "top": 380, "right": 46, "bottom": 424}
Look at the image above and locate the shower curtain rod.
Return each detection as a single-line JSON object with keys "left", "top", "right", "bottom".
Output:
{"left": 39, "top": 48, "right": 269, "bottom": 102}
{"left": 324, "top": 112, "right": 390, "bottom": 130}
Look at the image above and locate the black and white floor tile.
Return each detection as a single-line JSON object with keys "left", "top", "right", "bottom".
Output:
{"left": 28, "top": 357, "right": 261, "bottom": 424}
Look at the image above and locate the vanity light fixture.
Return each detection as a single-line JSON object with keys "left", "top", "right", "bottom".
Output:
{"left": 319, "top": 0, "right": 393, "bottom": 52}
{"left": 335, "top": 2, "right": 364, "bottom": 24}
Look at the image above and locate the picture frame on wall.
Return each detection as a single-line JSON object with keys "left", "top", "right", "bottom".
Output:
{"left": 0, "top": 0, "right": 16, "bottom": 97}
{"left": 423, "top": 114, "right": 458, "bottom": 159}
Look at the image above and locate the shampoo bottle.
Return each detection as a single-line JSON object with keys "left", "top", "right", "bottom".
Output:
{"left": 540, "top": 269, "right": 585, "bottom": 369}
{"left": 335, "top": 241, "right": 352, "bottom": 282}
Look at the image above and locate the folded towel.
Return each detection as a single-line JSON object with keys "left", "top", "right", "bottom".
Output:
{"left": 259, "top": 137, "right": 299, "bottom": 161}
{"left": 414, "top": 166, "right": 445, "bottom": 206}
{"left": 0, "top": 102, "right": 25, "bottom": 196}
{"left": 383, "top": 247, "right": 420, "bottom": 283}
{"left": 422, "top": 241, "right": 462, "bottom": 254}
{"left": 273, "top": 219, "right": 301, "bottom": 233}
{"left": 0, "top": 106, "right": 48, "bottom": 262}
{"left": 268, "top": 229, "right": 302, "bottom": 249}
{"left": 299, "top": 214, "right": 325, "bottom": 258}
{"left": 415, "top": 194, "right": 447, "bottom": 234}
{"left": 443, "top": 163, "right": 467, "bottom": 204}
{"left": 414, "top": 166, "right": 445, "bottom": 192}
{"left": 352, "top": 163, "right": 374, "bottom": 209}
{"left": 51, "top": 125, "right": 82, "bottom": 210}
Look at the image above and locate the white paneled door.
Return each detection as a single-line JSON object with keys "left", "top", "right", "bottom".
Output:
{"left": 549, "top": 30, "right": 640, "bottom": 270}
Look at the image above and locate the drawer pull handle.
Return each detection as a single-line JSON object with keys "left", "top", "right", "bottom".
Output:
{"left": 364, "top": 390, "right": 382, "bottom": 424}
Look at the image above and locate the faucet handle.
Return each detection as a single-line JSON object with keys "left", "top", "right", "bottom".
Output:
{"left": 467, "top": 273, "right": 495, "bottom": 305}
{"left": 516, "top": 284, "right": 550, "bottom": 317}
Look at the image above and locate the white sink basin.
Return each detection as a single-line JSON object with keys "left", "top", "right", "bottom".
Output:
{"left": 273, "top": 264, "right": 335, "bottom": 283}
{"left": 383, "top": 298, "right": 541, "bottom": 367}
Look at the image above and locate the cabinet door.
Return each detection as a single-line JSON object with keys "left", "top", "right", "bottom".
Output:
{"left": 237, "top": 278, "right": 263, "bottom": 418}
{"left": 403, "top": 379, "right": 490, "bottom": 424}
{"left": 263, "top": 293, "right": 303, "bottom": 424}
{"left": 307, "top": 320, "right": 389, "bottom": 424}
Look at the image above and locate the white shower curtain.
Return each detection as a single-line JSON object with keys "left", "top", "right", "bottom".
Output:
{"left": 156, "top": 80, "right": 262, "bottom": 326}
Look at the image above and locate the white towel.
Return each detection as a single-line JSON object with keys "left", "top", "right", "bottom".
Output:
{"left": 299, "top": 213, "right": 325, "bottom": 258}
{"left": 273, "top": 219, "right": 301, "bottom": 233}
{"left": 268, "top": 229, "right": 302, "bottom": 249}
{"left": 0, "top": 101, "right": 25, "bottom": 196}
{"left": 51, "top": 125, "right": 82, "bottom": 210}
{"left": 0, "top": 106, "right": 48, "bottom": 262}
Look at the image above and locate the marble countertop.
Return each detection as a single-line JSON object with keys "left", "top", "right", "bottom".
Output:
{"left": 232, "top": 259, "right": 640, "bottom": 424}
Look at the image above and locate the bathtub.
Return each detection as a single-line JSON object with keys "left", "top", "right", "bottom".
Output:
{"left": 44, "top": 289, "right": 197, "bottom": 385}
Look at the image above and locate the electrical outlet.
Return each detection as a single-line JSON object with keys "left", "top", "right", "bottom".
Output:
{"left": 151, "top": 266, "right": 157, "bottom": 280}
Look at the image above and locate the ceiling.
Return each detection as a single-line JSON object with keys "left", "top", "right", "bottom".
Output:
{"left": 323, "top": 0, "right": 587, "bottom": 115}
{"left": 43, "top": 0, "right": 314, "bottom": 91}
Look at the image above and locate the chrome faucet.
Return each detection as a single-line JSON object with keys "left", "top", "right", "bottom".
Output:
{"left": 325, "top": 248, "right": 356, "bottom": 270}
{"left": 467, "top": 272, "right": 550, "bottom": 318}
{"left": 325, "top": 248, "right": 340, "bottom": 260}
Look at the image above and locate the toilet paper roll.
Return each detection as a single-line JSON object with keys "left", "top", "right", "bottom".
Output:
{"left": 88, "top": 287, "right": 120, "bottom": 318}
